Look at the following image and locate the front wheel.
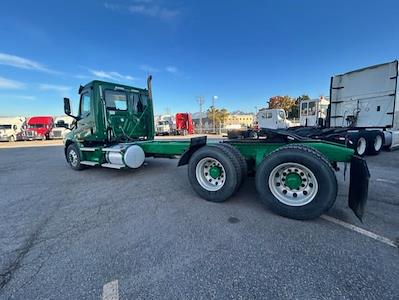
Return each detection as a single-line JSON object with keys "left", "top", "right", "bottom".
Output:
{"left": 255, "top": 145, "right": 337, "bottom": 220}
{"left": 66, "top": 144, "right": 85, "bottom": 170}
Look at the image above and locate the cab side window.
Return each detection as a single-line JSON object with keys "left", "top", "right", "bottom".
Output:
{"left": 80, "top": 92, "right": 91, "bottom": 118}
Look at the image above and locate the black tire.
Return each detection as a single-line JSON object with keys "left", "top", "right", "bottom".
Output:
{"left": 188, "top": 145, "right": 239, "bottom": 202}
{"left": 66, "top": 144, "right": 85, "bottom": 170}
{"left": 212, "top": 144, "right": 243, "bottom": 191}
{"left": 218, "top": 143, "right": 248, "bottom": 181}
{"left": 353, "top": 134, "right": 368, "bottom": 156}
{"left": 366, "top": 131, "right": 383, "bottom": 155}
{"left": 255, "top": 145, "right": 337, "bottom": 220}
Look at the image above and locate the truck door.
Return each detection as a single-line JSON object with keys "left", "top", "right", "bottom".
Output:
{"left": 75, "top": 89, "right": 95, "bottom": 141}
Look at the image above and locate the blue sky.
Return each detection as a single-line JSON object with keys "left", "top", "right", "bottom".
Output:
{"left": 0, "top": 0, "right": 398, "bottom": 116}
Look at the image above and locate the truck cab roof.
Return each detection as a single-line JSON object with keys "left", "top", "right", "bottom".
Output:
{"left": 80, "top": 80, "right": 148, "bottom": 94}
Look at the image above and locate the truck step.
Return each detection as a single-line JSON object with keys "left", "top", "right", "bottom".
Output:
{"left": 80, "top": 160, "right": 99, "bottom": 166}
{"left": 80, "top": 147, "right": 98, "bottom": 152}
{"left": 101, "top": 163, "right": 125, "bottom": 169}
{"left": 102, "top": 147, "right": 123, "bottom": 153}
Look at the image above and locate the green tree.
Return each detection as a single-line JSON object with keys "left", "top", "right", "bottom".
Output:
{"left": 291, "top": 94, "right": 310, "bottom": 118}
{"left": 268, "top": 95, "right": 296, "bottom": 113}
{"left": 207, "top": 106, "right": 230, "bottom": 133}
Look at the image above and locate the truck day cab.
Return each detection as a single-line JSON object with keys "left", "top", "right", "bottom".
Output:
{"left": 62, "top": 76, "right": 370, "bottom": 221}
{"left": 0, "top": 117, "right": 26, "bottom": 142}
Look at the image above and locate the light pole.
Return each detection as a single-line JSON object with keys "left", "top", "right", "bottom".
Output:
{"left": 212, "top": 96, "right": 218, "bottom": 133}
{"left": 197, "top": 96, "right": 205, "bottom": 134}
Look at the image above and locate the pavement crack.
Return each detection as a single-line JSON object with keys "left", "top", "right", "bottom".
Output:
{"left": 0, "top": 199, "right": 63, "bottom": 294}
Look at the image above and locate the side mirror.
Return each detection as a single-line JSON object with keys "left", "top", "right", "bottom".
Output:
{"left": 64, "top": 98, "right": 72, "bottom": 116}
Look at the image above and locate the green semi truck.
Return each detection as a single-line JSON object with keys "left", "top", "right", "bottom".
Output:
{"left": 63, "top": 76, "right": 369, "bottom": 220}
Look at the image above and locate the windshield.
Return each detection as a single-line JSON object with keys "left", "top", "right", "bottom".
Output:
{"left": 308, "top": 102, "right": 316, "bottom": 115}
{"left": 0, "top": 125, "right": 12, "bottom": 129}
{"left": 55, "top": 122, "right": 69, "bottom": 128}
{"left": 105, "top": 90, "right": 148, "bottom": 113}
{"left": 29, "top": 124, "right": 45, "bottom": 128}
{"left": 105, "top": 90, "right": 128, "bottom": 111}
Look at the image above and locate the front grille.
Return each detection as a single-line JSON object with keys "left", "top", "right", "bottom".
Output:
{"left": 52, "top": 130, "right": 62, "bottom": 138}
{"left": 26, "top": 131, "right": 34, "bottom": 137}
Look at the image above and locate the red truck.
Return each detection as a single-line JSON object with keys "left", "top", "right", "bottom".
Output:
{"left": 19, "top": 116, "right": 54, "bottom": 141}
{"left": 175, "top": 113, "right": 194, "bottom": 135}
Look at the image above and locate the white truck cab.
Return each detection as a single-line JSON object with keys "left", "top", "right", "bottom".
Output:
{"left": 300, "top": 97, "right": 329, "bottom": 127}
{"left": 0, "top": 117, "right": 26, "bottom": 142}
{"left": 257, "top": 109, "right": 291, "bottom": 129}
{"left": 50, "top": 116, "right": 74, "bottom": 139}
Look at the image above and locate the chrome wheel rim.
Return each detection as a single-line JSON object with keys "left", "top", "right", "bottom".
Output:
{"left": 195, "top": 157, "right": 226, "bottom": 191}
{"left": 68, "top": 149, "right": 78, "bottom": 167}
{"left": 268, "top": 162, "right": 318, "bottom": 206}
{"left": 357, "top": 137, "right": 366, "bottom": 155}
{"left": 374, "top": 135, "right": 382, "bottom": 151}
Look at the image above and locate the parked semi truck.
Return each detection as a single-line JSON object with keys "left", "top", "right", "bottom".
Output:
{"left": 0, "top": 117, "right": 26, "bottom": 142}
{"left": 300, "top": 97, "right": 329, "bottom": 127}
{"left": 234, "top": 61, "right": 399, "bottom": 156}
{"left": 50, "top": 116, "right": 74, "bottom": 139}
{"left": 227, "top": 109, "right": 291, "bottom": 139}
{"left": 19, "top": 116, "right": 54, "bottom": 140}
{"left": 175, "top": 112, "right": 194, "bottom": 135}
{"left": 290, "top": 61, "right": 399, "bottom": 156}
{"left": 62, "top": 76, "right": 369, "bottom": 221}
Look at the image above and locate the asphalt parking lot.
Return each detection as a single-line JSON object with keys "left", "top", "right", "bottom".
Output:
{"left": 0, "top": 145, "right": 398, "bottom": 299}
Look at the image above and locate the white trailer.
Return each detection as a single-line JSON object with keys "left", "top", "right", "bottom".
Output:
{"left": 0, "top": 117, "right": 26, "bottom": 142}
{"left": 329, "top": 60, "right": 399, "bottom": 153}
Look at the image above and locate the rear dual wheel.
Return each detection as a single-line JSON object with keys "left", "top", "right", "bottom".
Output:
{"left": 366, "top": 132, "right": 383, "bottom": 155}
{"left": 353, "top": 131, "right": 384, "bottom": 156}
{"left": 255, "top": 145, "right": 337, "bottom": 220}
{"left": 188, "top": 144, "right": 246, "bottom": 202}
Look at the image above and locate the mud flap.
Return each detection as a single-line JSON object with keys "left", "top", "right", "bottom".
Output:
{"left": 348, "top": 156, "right": 370, "bottom": 221}
{"left": 177, "top": 136, "right": 207, "bottom": 166}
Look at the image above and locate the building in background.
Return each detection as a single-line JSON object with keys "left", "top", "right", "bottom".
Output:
{"left": 225, "top": 113, "right": 254, "bottom": 128}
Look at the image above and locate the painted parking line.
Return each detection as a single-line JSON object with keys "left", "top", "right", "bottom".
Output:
{"left": 375, "top": 178, "right": 397, "bottom": 184}
{"left": 103, "top": 280, "right": 119, "bottom": 300}
{"left": 321, "top": 215, "right": 398, "bottom": 248}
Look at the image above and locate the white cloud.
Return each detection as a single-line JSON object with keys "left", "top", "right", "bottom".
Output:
{"left": 165, "top": 66, "right": 179, "bottom": 74}
{"left": 89, "top": 69, "right": 137, "bottom": 81}
{"left": 104, "top": 1, "right": 180, "bottom": 20}
{"left": 140, "top": 64, "right": 160, "bottom": 73}
{"left": 0, "top": 76, "right": 25, "bottom": 89}
{"left": 39, "top": 84, "right": 70, "bottom": 93}
{"left": 16, "top": 95, "right": 35, "bottom": 100}
{"left": 0, "top": 53, "right": 57, "bottom": 73}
